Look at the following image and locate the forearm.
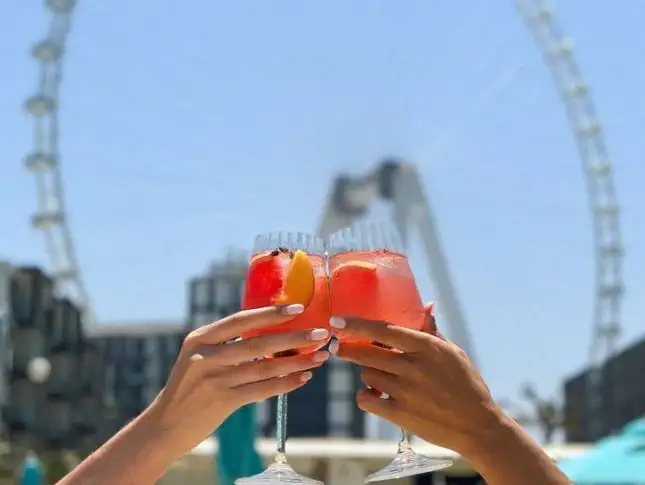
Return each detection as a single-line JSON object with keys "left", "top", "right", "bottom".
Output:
{"left": 57, "top": 411, "right": 180, "bottom": 485}
{"left": 462, "top": 414, "right": 572, "bottom": 485}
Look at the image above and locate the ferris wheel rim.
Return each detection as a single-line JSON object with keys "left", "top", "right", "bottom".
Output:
{"left": 24, "top": 0, "right": 93, "bottom": 325}
{"left": 514, "top": 0, "right": 624, "bottom": 366}
{"left": 24, "top": 0, "right": 624, "bottom": 357}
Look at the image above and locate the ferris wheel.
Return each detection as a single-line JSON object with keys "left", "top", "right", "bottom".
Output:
{"left": 23, "top": 0, "right": 623, "bottom": 376}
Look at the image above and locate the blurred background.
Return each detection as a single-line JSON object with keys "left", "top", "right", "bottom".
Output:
{"left": 1, "top": 0, "right": 644, "bottom": 484}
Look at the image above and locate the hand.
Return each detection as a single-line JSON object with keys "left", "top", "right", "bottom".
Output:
{"left": 146, "top": 304, "right": 331, "bottom": 458}
{"left": 330, "top": 304, "right": 503, "bottom": 456}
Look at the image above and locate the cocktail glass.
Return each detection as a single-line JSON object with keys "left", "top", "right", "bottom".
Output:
{"left": 236, "top": 232, "right": 329, "bottom": 485}
{"left": 328, "top": 222, "right": 453, "bottom": 482}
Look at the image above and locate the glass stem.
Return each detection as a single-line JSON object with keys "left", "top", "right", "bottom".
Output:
{"left": 274, "top": 393, "right": 288, "bottom": 465}
{"left": 397, "top": 428, "right": 413, "bottom": 453}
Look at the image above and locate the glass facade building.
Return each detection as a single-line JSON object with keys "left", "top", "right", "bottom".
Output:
{"left": 563, "top": 336, "right": 645, "bottom": 442}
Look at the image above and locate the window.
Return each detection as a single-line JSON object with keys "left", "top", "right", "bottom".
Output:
{"left": 190, "top": 311, "right": 218, "bottom": 329}
{"left": 256, "top": 400, "right": 270, "bottom": 429}
{"left": 145, "top": 338, "right": 158, "bottom": 358}
{"left": 328, "top": 367, "right": 354, "bottom": 395}
{"left": 214, "top": 280, "right": 232, "bottom": 307}
{"left": 329, "top": 398, "right": 353, "bottom": 427}
{"left": 192, "top": 278, "right": 210, "bottom": 308}
{"left": 329, "top": 427, "right": 350, "bottom": 437}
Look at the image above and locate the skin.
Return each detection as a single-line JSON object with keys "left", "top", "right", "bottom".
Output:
{"left": 329, "top": 303, "right": 572, "bottom": 485}
{"left": 57, "top": 303, "right": 331, "bottom": 485}
{"left": 56, "top": 302, "right": 571, "bottom": 485}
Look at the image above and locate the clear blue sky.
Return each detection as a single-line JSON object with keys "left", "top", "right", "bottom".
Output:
{"left": 1, "top": 1, "right": 644, "bottom": 411}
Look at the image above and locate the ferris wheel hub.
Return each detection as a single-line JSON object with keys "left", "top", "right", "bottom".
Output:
{"left": 32, "top": 40, "right": 63, "bottom": 62}
{"left": 25, "top": 152, "right": 56, "bottom": 172}
{"left": 24, "top": 95, "right": 55, "bottom": 117}
{"left": 46, "top": 0, "right": 76, "bottom": 14}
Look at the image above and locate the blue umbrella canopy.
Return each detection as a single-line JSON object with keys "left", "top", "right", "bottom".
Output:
{"left": 559, "top": 417, "right": 645, "bottom": 485}
{"left": 215, "top": 404, "right": 264, "bottom": 485}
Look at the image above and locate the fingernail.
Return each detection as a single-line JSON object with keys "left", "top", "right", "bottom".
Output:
{"left": 329, "top": 317, "right": 346, "bottom": 329}
{"left": 300, "top": 371, "right": 313, "bottom": 383}
{"left": 329, "top": 340, "right": 339, "bottom": 355}
{"left": 308, "top": 328, "right": 329, "bottom": 341}
{"left": 282, "top": 304, "right": 304, "bottom": 315}
{"left": 312, "top": 351, "right": 330, "bottom": 363}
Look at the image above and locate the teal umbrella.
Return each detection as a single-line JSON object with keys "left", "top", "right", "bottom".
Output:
{"left": 559, "top": 417, "right": 645, "bottom": 484}
{"left": 19, "top": 453, "right": 43, "bottom": 485}
{"left": 215, "top": 404, "right": 264, "bottom": 485}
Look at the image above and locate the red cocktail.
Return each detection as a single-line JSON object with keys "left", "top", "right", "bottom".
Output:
{"left": 241, "top": 248, "right": 330, "bottom": 355}
{"left": 327, "top": 222, "right": 452, "bottom": 482}
{"left": 330, "top": 248, "right": 424, "bottom": 344}
{"left": 236, "top": 232, "right": 327, "bottom": 485}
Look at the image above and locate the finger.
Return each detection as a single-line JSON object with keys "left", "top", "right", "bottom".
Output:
{"left": 356, "top": 388, "right": 403, "bottom": 424}
{"left": 330, "top": 317, "right": 426, "bottom": 352}
{"left": 184, "top": 304, "right": 304, "bottom": 348}
{"left": 332, "top": 341, "right": 409, "bottom": 376}
{"left": 421, "top": 302, "right": 449, "bottom": 342}
{"left": 426, "top": 302, "right": 435, "bottom": 319}
{"left": 233, "top": 371, "right": 313, "bottom": 402}
{"left": 421, "top": 302, "right": 437, "bottom": 335}
{"left": 360, "top": 367, "right": 402, "bottom": 398}
{"left": 208, "top": 328, "right": 330, "bottom": 365}
{"left": 227, "top": 351, "right": 330, "bottom": 386}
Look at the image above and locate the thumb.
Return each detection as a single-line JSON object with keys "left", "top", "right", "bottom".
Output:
{"left": 421, "top": 302, "right": 436, "bottom": 334}
{"left": 422, "top": 301, "right": 447, "bottom": 341}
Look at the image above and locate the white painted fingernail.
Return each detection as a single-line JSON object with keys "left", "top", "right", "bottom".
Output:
{"left": 308, "top": 328, "right": 329, "bottom": 341}
{"left": 300, "top": 372, "right": 313, "bottom": 383}
{"left": 312, "top": 351, "right": 330, "bottom": 363}
{"left": 329, "top": 340, "right": 339, "bottom": 355}
{"left": 329, "top": 316, "right": 346, "bottom": 329}
{"left": 282, "top": 304, "right": 304, "bottom": 315}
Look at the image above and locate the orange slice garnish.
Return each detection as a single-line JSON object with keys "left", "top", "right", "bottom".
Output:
{"left": 273, "top": 250, "right": 315, "bottom": 306}
{"left": 331, "top": 261, "right": 378, "bottom": 289}
{"left": 332, "top": 260, "right": 378, "bottom": 275}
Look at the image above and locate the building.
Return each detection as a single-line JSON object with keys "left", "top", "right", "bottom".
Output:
{"left": 0, "top": 262, "right": 102, "bottom": 453}
{"left": 187, "top": 251, "right": 367, "bottom": 438}
{"left": 0, "top": 261, "right": 185, "bottom": 454}
{"left": 86, "top": 321, "right": 185, "bottom": 437}
{"left": 563, "top": 336, "right": 645, "bottom": 442}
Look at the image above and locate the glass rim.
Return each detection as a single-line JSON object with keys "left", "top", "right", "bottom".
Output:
{"left": 326, "top": 221, "right": 405, "bottom": 254}
{"left": 251, "top": 231, "right": 326, "bottom": 255}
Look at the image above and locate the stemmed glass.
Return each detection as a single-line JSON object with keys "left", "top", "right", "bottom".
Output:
{"left": 328, "top": 222, "right": 453, "bottom": 482}
{"left": 236, "top": 232, "right": 329, "bottom": 485}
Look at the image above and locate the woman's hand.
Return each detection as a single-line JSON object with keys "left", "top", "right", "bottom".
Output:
{"left": 329, "top": 306, "right": 502, "bottom": 456}
{"left": 146, "top": 303, "right": 330, "bottom": 459}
